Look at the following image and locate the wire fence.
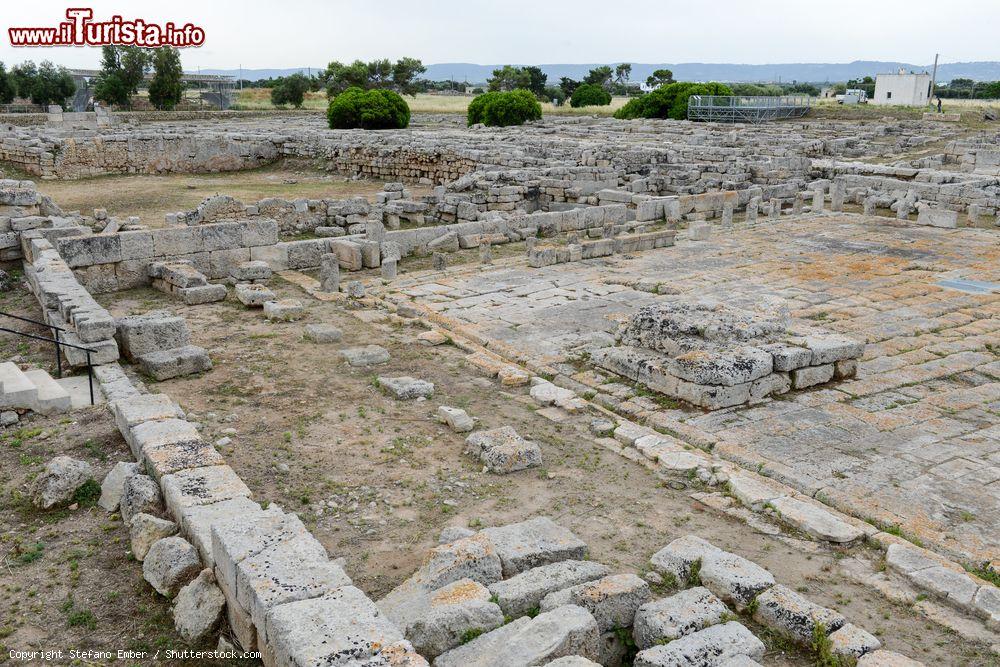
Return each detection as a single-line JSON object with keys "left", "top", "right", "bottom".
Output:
{"left": 688, "top": 95, "right": 811, "bottom": 123}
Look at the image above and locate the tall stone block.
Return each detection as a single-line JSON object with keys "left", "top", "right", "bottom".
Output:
{"left": 319, "top": 254, "right": 340, "bottom": 293}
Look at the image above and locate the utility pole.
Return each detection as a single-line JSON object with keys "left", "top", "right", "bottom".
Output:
{"left": 929, "top": 53, "right": 939, "bottom": 107}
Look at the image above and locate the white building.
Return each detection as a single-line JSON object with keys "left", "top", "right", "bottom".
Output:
{"left": 872, "top": 70, "right": 932, "bottom": 106}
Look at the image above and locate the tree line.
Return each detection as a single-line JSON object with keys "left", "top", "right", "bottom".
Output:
{"left": 0, "top": 46, "right": 186, "bottom": 110}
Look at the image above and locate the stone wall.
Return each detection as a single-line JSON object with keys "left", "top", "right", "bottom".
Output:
{"left": 55, "top": 220, "right": 279, "bottom": 293}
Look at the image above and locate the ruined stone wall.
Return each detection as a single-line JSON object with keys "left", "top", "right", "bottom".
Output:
{"left": 0, "top": 130, "right": 283, "bottom": 178}
{"left": 55, "top": 220, "right": 279, "bottom": 293}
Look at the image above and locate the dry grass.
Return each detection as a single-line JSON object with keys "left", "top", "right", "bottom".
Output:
{"left": 25, "top": 161, "right": 432, "bottom": 227}
{"left": 233, "top": 88, "right": 629, "bottom": 117}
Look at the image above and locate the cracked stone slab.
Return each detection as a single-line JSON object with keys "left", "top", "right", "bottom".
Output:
{"left": 539, "top": 573, "right": 651, "bottom": 632}
{"left": 633, "top": 586, "right": 730, "bottom": 649}
{"left": 160, "top": 464, "right": 251, "bottom": 518}
{"left": 699, "top": 551, "right": 776, "bottom": 609}
{"left": 264, "top": 586, "right": 424, "bottom": 667}
{"left": 752, "top": 584, "right": 845, "bottom": 643}
{"left": 768, "top": 496, "right": 863, "bottom": 543}
{"left": 488, "top": 560, "right": 611, "bottom": 618}
{"left": 434, "top": 604, "right": 601, "bottom": 667}
{"left": 633, "top": 621, "right": 765, "bottom": 667}
{"left": 480, "top": 517, "right": 588, "bottom": 577}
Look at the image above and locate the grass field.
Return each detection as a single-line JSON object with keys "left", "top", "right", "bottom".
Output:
{"left": 233, "top": 88, "right": 630, "bottom": 116}
{"left": 231, "top": 88, "right": 998, "bottom": 127}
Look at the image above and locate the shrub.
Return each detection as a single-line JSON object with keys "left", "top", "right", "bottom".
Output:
{"left": 467, "top": 89, "right": 541, "bottom": 127}
{"left": 570, "top": 83, "right": 612, "bottom": 108}
{"left": 327, "top": 87, "right": 410, "bottom": 129}
{"left": 614, "top": 81, "right": 733, "bottom": 120}
{"left": 467, "top": 91, "right": 500, "bottom": 125}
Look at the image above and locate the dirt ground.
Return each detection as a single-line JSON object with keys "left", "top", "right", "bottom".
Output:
{"left": 92, "top": 274, "right": 997, "bottom": 666}
{"left": 0, "top": 285, "right": 260, "bottom": 665}
{"left": 18, "top": 160, "right": 432, "bottom": 229}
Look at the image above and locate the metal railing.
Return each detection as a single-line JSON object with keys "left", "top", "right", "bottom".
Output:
{"left": 688, "top": 95, "right": 812, "bottom": 123}
{"left": 0, "top": 312, "right": 97, "bottom": 405}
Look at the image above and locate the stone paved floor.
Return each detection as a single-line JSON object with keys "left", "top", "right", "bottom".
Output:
{"left": 396, "top": 213, "right": 1000, "bottom": 564}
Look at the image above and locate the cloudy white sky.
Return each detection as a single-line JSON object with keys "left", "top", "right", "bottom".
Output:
{"left": 1, "top": 0, "right": 994, "bottom": 69}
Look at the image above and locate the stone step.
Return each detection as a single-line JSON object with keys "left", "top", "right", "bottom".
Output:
{"left": 54, "top": 375, "right": 106, "bottom": 409}
{"left": 0, "top": 361, "right": 38, "bottom": 410}
{"left": 23, "top": 369, "right": 72, "bottom": 415}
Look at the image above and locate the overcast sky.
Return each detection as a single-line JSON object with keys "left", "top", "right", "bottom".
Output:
{"left": 2, "top": 0, "right": 994, "bottom": 70}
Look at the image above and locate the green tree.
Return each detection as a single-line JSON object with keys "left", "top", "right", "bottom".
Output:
{"left": 0, "top": 62, "right": 15, "bottom": 104}
{"left": 11, "top": 61, "right": 38, "bottom": 99}
{"left": 614, "top": 63, "right": 632, "bottom": 85}
{"left": 25, "top": 61, "right": 76, "bottom": 107}
{"left": 559, "top": 77, "right": 580, "bottom": 97}
{"left": 645, "top": 69, "right": 674, "bottom": 88}
{"left": 322, "top": 58, "right": 425, "bottom": 97}
{"left": 583, "top": 66, "right": 613, "bottom": 89}
{"left": 271, "top": 73, "right": 311, "bottom": 108}
{"left": 522, "top": 66, "right": 548, "bottom": 96}
{"left": 391, "top": 57, "right": 426, "bottom": 96}
{"left": 94, "top": 46, "right": 151, "bottom": 108}
{"left": 543, "top": 85, "right": 566, "bottom": 106}
{"left": 148, "top": 47, "right": 184, "bottom": 110}
{"left": 570, "top": 83, "right": 612, "bottom": 107}
{"left": 487, "top": 65, "right": 531, "bottom": 92}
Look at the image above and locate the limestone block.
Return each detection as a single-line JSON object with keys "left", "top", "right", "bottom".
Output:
{"left": 539, "top": 574, "right": 651, "bottom": 632}
{"left": 649, "top": 535, "right": 723, "bottom": 583}
{"left": 160, "top": 465, "right": 251, "bottom": 518}
{"left": 791, "top": 363, "right": 835, "bottom": 389}
{"left": 173, "top": 568, "right": 225, "bottom": 643}
{"left": 488, "top": 560, "right": 611, "bottom": 618}
{"left": 180, "top": 284, "right": 227, "bottom": 305}
{"left": 264, "top": 586, "right": 421, "bottom": 667}
{"left": 115, "top": 310, "right": 190, "bottom": 359}
{"left": 263, "top": 298, "right": 304, "bottom": 322}
{"left": 768, "top": 496, "right": 863, "bottom": 543}
{"left": 303, "top": 323, "right": 343, "bottom": 343}
{"left": 699, "top": 551, "right": 776, "bottom": 609}
{"left": 130, "top": 512, "right": 178, "bottom": 561}
{"left": 434, "top": 604, "right": 601, "bottom": 667}
{"left": 752, "top": 584, "right": 845, "bottom": 643}
{"left": 633, "top": 586, "right": 730, "bottom": 649}
{"left": 235, "top": 282, "right": 274, "bottom": 307}
{"left": 120, "top": 474, "right": 163, "bottom": 525}
{"left": 634, "top": 622, "right": 765, "bottom": 667}
{"left": 143, "top": 536, "right": 202, "bottom": 597}
{"left": 465, "top": 426, "right": 543, "bottom": 475}
{"left": 480, "top": 517, "right": 587, "bottom": 577}
{"left": 99, "top": 461, "right": 140, "bottom": 511}
{"left": 30, "top": 456, "right": 93, "bottom": 510}
{"left": 341, "top": 345, "right": 390, "bottom": 366}
{"left": 136, "top": 345, "right": 212, "bottom": 381}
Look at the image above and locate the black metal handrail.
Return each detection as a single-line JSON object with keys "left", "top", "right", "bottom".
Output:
{"left": 0, "top": 312, "right": 97, "bottom": 406}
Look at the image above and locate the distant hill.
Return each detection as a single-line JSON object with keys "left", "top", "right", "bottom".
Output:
{"left": 200, "top": 61, "right": 1000, "bottom": 85}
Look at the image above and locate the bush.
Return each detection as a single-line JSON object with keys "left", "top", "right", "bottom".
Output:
{"left": 614, "top": 81, "right": 733, "bottom": 120}
{"left": 467, "top": 91, "right": 500, "bottom": 125}
{"left": 327, "top": 87, "right": 410, "bottom": 129}
{"left": 570, "top": 83, "right": 612, "bottom": 108}
{"left": 467, "top": 89, "right": 541, "bottom": 127}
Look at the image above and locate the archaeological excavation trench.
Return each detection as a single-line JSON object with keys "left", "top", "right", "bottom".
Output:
{"left": 0, "top": 110, "right": 997, "bottom": 666}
